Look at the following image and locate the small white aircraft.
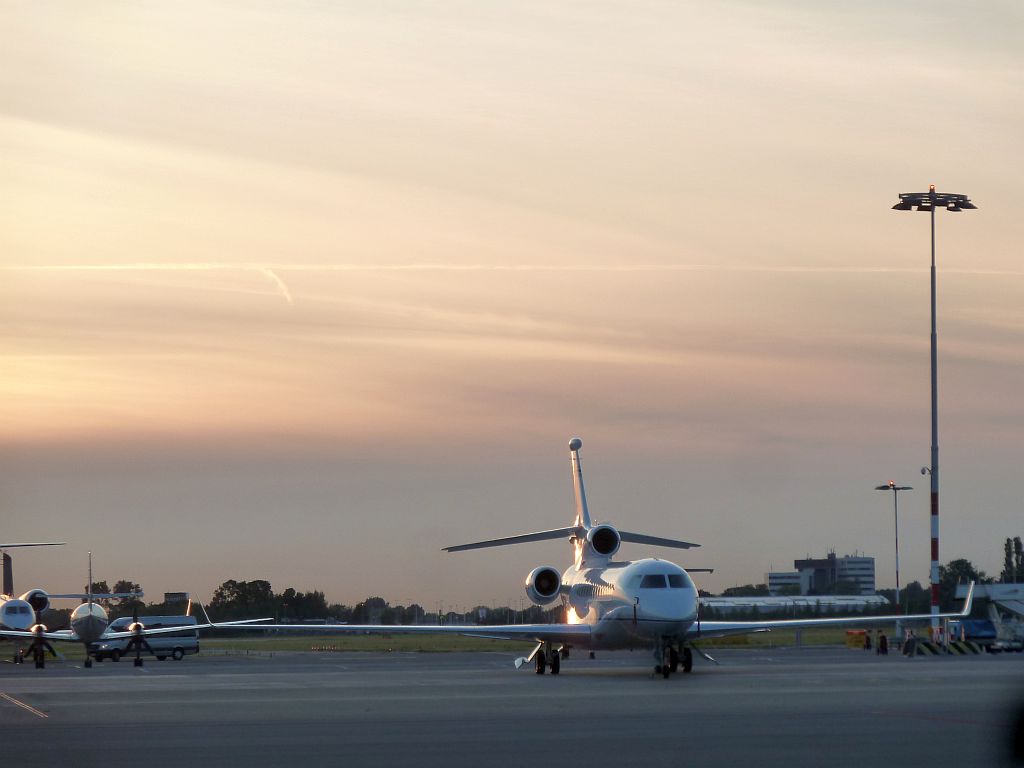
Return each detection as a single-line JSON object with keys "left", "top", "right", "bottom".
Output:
{"left": 1, "top": 543, "right": 67, "bottom": 635}
{"left": 0, "top": 552, "right": 263, "bottom": 669}
{"left": 216, "top": 438, "right": 975, "bottom": 677}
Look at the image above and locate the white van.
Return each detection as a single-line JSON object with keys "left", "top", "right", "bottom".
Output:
{"left": 91, "top": 615, "right": 199, "bottom": 662}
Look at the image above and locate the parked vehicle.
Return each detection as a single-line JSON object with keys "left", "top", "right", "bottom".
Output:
{"left": 90, "top": 615, "right": 199, "bottom": 662}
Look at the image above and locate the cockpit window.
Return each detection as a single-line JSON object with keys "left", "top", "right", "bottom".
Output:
{"left": 640, "top": 574, "right": 667, "bottom": 589}
{"left": 667, "top": 574, "right": 686, "bottom": 588}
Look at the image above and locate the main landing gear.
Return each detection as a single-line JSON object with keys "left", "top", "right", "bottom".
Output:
{"left": 654, "top": 642, "right": 692, "bottom": 678}
{"left": 533, "top": 642, "right": 563, "bottom": 675}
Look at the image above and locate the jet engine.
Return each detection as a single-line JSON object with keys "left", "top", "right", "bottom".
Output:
{"left": 586, "top": 525, "right": 621, "bottom": 557}
{"left": 19, "top": 589, "right": 50, "bottom": 614}
{"left": 524, "top": 566, "right": 562, "bottom": 606}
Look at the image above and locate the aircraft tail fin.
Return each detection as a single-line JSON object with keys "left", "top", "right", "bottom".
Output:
{"left": 569, "top": 437, "right": 591, "bottom": 529}
{"left": 3, "top": 553, "right": 12, "bottom": 596}
{"left": 443, "top": 437, "right": 700, "bottom": 555}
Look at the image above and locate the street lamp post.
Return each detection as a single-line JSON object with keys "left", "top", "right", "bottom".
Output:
{"left": 875, "top": 481, "right": 912, "bottom": 638}
{"left": 892, "top": 185, "right": 977, "bottom": 632}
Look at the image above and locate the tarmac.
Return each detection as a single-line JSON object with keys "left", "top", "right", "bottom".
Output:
{"left": 1, "top": 646, "right": 1022, "bottom": 767}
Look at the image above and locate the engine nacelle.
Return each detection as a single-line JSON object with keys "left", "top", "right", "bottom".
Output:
{"left": 524, "top": 566, "right": 562, "bottom": 606}
{"left": 19, "top": 589, "right": 50, "bottom": 614}
{"left": 586, "top": 525, "right": 621, "bottom": 557}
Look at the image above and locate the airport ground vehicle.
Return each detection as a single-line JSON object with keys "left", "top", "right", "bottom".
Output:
{"left": 91, "top": 615, "right": 199, "bottom": 661}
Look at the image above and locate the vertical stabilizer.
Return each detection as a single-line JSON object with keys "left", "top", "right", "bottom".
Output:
{"left": 3, "top": 553, "right": 13, "bottom": 596}
{"left": 569, "top": 437, "right": 591, "bottom": 529}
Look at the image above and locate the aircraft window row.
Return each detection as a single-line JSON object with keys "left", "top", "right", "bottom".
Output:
{"left": 667, "top": 575, "right": 686, "bottom": 588}
{"left": 4, "top": 605, "right": 31, "bottom": 615}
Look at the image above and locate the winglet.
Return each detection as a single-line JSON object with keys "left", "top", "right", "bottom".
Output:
{"left": 569, "top": 437, "right": 591, "bottom": 529}
{"left": 959, "top": 581, "right": 975, "bottom": 617}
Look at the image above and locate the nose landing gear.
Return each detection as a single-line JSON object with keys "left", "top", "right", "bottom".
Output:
{"left": 654, "top": 643, "right": 694, "bottom": 678}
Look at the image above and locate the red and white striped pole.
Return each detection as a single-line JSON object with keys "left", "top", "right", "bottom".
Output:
{"left": 928, "top": 187, "right": 940, "bottom": 636}
{"left": 892, "top": 186, "right": 976, "bottom": 637}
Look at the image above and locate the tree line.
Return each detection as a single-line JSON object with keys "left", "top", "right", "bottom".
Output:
{"left": 46, "top": 538, "right": 1019, "bottom": 628}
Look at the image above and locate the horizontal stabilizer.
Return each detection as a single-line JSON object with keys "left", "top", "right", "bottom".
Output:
{"left": 443, "top": 527, "right": 580, "bottom": 553}
{"left": 618, "top": 531, "right": 700, "bottom": 549}
{"left": 0, "top": 542, "right": 65, "bottom": 548}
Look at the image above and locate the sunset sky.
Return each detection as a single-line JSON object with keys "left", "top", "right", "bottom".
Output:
{"left": 3, "top": 1, "right": 1022, "bottom": 610}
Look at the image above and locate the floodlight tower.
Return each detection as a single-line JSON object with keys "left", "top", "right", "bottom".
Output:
{"left": 875, "top": 480, "right": 912, "bottom": 638}
{"left": 891, "top": 185, "right": 977, "bottom": 631}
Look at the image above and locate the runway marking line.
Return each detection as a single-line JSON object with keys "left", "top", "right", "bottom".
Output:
{"left": 0, "top": 692, "right": 49, "bottom": 719}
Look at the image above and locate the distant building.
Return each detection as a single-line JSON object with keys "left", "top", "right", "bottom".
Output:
{"left": 163, "top": 592, "right": 189, "bottom": 604}
{"left": 767, "top": 571, "right": 807, "bottom": 596}
{"left": 702, "top": 594, "right": 889, "bottom": 615}
{"left": 767, "top": 551, "right": 875, "bottom": 596}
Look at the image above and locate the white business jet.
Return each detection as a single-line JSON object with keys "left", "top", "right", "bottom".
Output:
{"left": 1, "top": 543, "right": 67, "bottom": 635}
{"left": 220, "top": 438, "right": 974, "bottom": 677}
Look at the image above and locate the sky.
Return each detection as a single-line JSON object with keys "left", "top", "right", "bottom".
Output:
{"left": 2, "top": 1, "right": 1022, "bottom": 611}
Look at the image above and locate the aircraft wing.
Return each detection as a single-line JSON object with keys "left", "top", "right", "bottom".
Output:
{"left": 0, "top": 619, "right": 273, "bottom": 642}
{"left": 100, "top": 618, "right": 272, "bottom": 640}
{"left": 687, "top": 583, "right": 975, "bottom": 640}
{"left": 0, "top": 628, "right": 78, "bottom": 642}
{"left": 214, "top": 621, "right": 593, "bottom": 645}
{"left": 47, "top": 593, "right": 144, "bottom": 600}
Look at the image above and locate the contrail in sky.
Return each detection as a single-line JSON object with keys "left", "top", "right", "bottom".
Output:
{"left": 4, "top": 263, "right": 1022, "bottom": 305}
{"left": 256, "top": 268, "right": 294, "bottom": 304}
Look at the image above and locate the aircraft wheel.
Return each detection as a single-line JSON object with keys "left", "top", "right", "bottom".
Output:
{"left": 682, "top": 647, "right": 693, "bottom": 674}
{"left": 156, "top": 656, "right": 167, "bottom": 661}
{"left": 535, "top": 653, "right": 546, "bottom": 675}
{"left": 550, "top": 652, "right": 560, "bottom": 675}
{"left": 84, "top": 658, "right": 93, "bottom": 668}
{"left": 110, "top": 650, "right": 121, "bottom": 662}
{"left": 669, "top": 648, "right": 679, "bottom": 673}
{"left": 133, "top": 658, "right": 143, "bottom": 667}
{"left": 172, "top": 648, "right": 185, "bottom": 661}
{"left": 35, "top": 659, "right": 44, "bottom": 669}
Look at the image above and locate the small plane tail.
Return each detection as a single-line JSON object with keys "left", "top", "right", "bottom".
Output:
{"left": 3, "top": 553, "right": 12, "bottom": 596}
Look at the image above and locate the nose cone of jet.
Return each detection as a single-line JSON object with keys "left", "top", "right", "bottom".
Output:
{"left": 1, "top": 599, "right": 35, "bottom": 630}
{"left": 638, "top": 590, "right": 698, "bottom": 624}
{"left": 71, "top": 602, "right": 109, "bottom": 643}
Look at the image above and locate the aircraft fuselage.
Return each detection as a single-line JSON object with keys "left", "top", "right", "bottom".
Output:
{"left": 561, "top": 558, "right": 699, "bottom": 650}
